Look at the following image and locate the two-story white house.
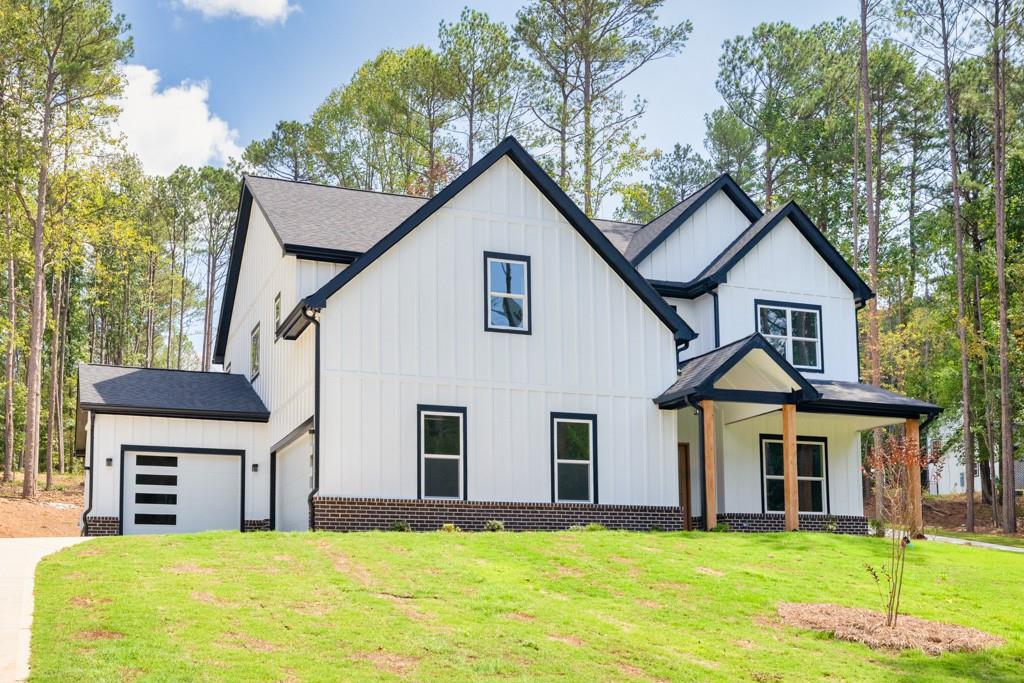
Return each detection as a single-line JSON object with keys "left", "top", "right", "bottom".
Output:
{"left": 76, "top": 137, "right": 939, "bottom": 536}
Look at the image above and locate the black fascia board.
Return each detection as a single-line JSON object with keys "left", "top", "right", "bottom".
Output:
{"left": 302, "top": 136, "right": 697, "bottom": 344}
{"left": 628, "top": 174, "right": 763, "bottom": 267}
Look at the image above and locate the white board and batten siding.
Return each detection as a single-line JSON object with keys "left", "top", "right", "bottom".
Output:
{"left": 85, "top": 413, "right": 267, "bottom": 522}
{"left": 716, "top": 216, "right": 858, "bottom": 382}
{"left": 222, "top": 202, "right": 341, "bottom": 451}
{"left": 636, "top": 190, "right": 751, "bottom": 283}
{"left": 317, "top": 157, "right": 680, "bottom": 506}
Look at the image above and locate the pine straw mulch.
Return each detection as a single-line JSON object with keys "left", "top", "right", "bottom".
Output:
{"left": 776, "top": 603, "right": 1004, "bottom": 656}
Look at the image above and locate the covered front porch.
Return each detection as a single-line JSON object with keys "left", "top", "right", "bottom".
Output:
{"left": 658, "top": 335, "right": 940, "bottom": 533}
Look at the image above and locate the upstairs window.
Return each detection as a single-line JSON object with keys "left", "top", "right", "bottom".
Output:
{"left": 419, "top": 406, "right": 466, "bottom": 499}
{"left": 485, "top": 252, "right": 530, "bottom": 333}
{"left": 551, "top": 413, "right": 597, "bottom": 503}
{"left": 250, "top": 323, "right": 260, "bottom": 381}
{"left": 756, "top": 301, "right": 823, "bottom": 372}
{"left": 274, "top": 293, "right": 281, "bottom": 334}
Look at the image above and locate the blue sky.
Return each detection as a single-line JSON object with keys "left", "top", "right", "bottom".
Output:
{"left": 113, "top": 0, "right": 852, "bottom": 212}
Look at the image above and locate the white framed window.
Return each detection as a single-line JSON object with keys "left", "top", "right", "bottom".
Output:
{"left": 250, "top": 324, "right": 260, "bottom": 381}
{"left": 418, "top": 406, "right": 465, "bottom": 499}
{"left": 761, "top": 435, "right": 828, "bottom": 514}
{"left": 485, "top": 252, "right": 530, "bottom": 333}
{"left": 552, "top": 413, "right": 596, "bottom": 503}
{"left": 756, "top": 300, "right": 822, "bottom": 372}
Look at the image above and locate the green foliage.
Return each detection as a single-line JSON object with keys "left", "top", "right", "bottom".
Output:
{"left": 389, "top": 519, "right": 412, "bottom": 532}
{"left": 439, "top": 523, "right": 462, "bottom": 533}
{"left": 483, "top": 519, "right": 505, "bottom": 532}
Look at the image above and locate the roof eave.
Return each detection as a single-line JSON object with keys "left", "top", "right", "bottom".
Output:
{"left": 79, "top": 403, "right": 270, "bottom": 423}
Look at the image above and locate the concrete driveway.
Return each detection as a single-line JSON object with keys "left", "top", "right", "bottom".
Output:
{"left": 0, "top": 537, "right": 87, "bottom": 683}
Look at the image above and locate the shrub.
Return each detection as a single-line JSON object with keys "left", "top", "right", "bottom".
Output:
{"left": 868, "top": 518, "right": 886, "bottom": 538}
{"left": 388, "top": 520, "right": 412, "bottom": 532}
{"left": 708, "top": 521, "right": 730, "bottom": 532}
{"left": 439, "top": 523, "right": 462, "bottom": 533}
{"left": 584, "top": 522, "right": 606, "bottom": 531}
{"left": 567, "top": 524, "right": 585, "bottom": 531}
{"left": 483, "top": 519, "right": 505, "bottom": 532}
{"left": 823, "top": 516, "right": 839, "bottom": 534}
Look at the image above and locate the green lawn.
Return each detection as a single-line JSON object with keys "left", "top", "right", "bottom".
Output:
{"left": 925, "top": 528, "right": 1024, "bottom": 549}
{"left": 32, "top": 531, "right": 1024, "bottom": 682}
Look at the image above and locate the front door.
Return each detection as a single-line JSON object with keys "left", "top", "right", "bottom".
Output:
{"left": 678, "top": 443, "right": 692, "bottom": 530}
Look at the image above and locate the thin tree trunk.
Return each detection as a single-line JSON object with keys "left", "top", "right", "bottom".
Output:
{"left": 22, "top": 72, "right": 56, "bottom": 500}
{"left": 177, "top": 229, "right": 188, "bottom": 369}
{"left": 3, "top": 218, "right": 15, "bottom": 483}
{"left": 851, "top": 88, "right": 861, "bottom": 270}
{"left": 44, "top": 272, "right": 62, "bottom": 490}
{"left": 145, "top": 254, "right": 155, "bottom": 367}
{"left": 859, "top": 0, "right": 884, "bottom": 517}
{"left": 57, "top": 274, "right": 68, "bottom": 474}
{"left": 202, "top": 241, "right": 214, "bottom": 371}
{"left": 991, "top": 0, "right": 1015, "bottom": 532}
{"left": 938, "top": 0, "right": 975, "bottom": 530}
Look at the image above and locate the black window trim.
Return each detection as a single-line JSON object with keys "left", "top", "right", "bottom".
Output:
{"left": 250, "top": 322, "right": 260, "bottom": 382}
{"left": 550, "top": 412, "right": 598, "bottom": 504}
{"left": 758, "top": 433, "right": 830, "bottom": 515}
{"left": 753, "top": 298, "right": 825, "bottom": 373}
{"left": 416, "top": 404, "right": 468, "bottom": 501}
{"left": 483, "top": 251, "right": 532, "bottom": 335}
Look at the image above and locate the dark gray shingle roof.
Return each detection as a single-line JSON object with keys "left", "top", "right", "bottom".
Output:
{"left": 78, "top": 364, "right": 269, "bottom": 421}
{"left": 246, "top": 175, "right": 642, "bottom": 257}
{"left": 808, "top": 380, "right": 941, "bottom": 416}
{"left": 656, "top": 335, "right": 756, "bottom": 406}
{"left": 245, "top": 176, "right": 427, "bottom": 254}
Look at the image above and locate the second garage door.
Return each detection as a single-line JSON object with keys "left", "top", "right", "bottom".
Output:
{"left": 275, "top": 436, "right": 313, "bottom": 531}
{"left": 123, "top": 450, "right": 242, "bottom": 535}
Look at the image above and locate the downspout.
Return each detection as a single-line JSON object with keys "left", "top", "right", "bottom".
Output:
{"left": 690, "top": 397, "right": 709, "bottom": 531}
{"left": 710, "top": 289, "right": 721, "bottom": 348}
{"left": 303, "top": 307, "right": 321, "bottom": 531}
{"left": 80, "top": 412, "right": 96, "bottom": 536}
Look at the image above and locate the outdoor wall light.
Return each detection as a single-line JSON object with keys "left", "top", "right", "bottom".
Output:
{"left": 251, "top": 463, "right": 259, "bottom": 473}
{"left": 105, "top": 457, "right": 112, "bottom": 467}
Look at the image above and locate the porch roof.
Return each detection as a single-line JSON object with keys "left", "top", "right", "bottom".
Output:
{"left": 801, "top": 380, "right": 942, "bottom": 420}
{"left": 654, "top": 334, "right": 820, "bottom": 409}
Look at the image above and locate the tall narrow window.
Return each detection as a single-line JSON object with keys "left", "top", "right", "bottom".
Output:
{"left": 761, "top": 435, "right": 828, "bottom": 514}
{"left": 274, "top": 293, "right": 281, "bottom": 334}
{"left": 551, "top": 413, "right": 597, "bottom": 503}
{"left": 755, "top": 301, "right": 823, "bottom": 372}
{"left": 418, "top": 406, "right": 465, "bottom": 499}
{"left": 250, "top": 323, "right": 260, "bottom": 381}
{"left": 484, "top": 252, "right": 530, "bottom": 333}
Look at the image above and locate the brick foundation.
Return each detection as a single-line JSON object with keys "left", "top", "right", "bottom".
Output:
{"left": 312, "top": 497, "right": 692, "bottom": 532}
{"left": 84, "top": 516, "right": 119, "bottom": 536}
{"left": 717, "top": 512, "right": 868, "bottom": 535}
{"left": 243, "top": 519, "right": 271, "bottom": 532}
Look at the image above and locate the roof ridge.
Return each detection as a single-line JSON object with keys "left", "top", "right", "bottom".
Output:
{"left": 637, "top": 174, "right": 723, "bottom": 231}
{"left": 245, "top": 174, "right": 428, "bottom": 201}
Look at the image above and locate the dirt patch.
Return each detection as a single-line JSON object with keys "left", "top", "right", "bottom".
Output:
{"left": 695, "top": 566, "right": 724, "bottom": 577}
{"left": 0, "top": 492, "right": 83, "bottom": 537}
{"left": 166, "top": 562, "right": 216, "bottom": 575}
{"left": 617, "top": 662, "right": 668, "bottom": 682}
{"left": 733, "top": 639, "right": 756, "bottom": 650}
{"left": 75, "top": 629, "right": 123, "bottom": 641}
{"left": 777, "top": 603, "right": 1004, "bottom": 655}
{"left": 353, "top": 648, "right": 420, "bottom": 675}
{"left": 219, "top": 631, "right": 279, "bottom": 652}
{"left": 314, "top": 540, "right": 375, "bottom": 585}
{"left": 506, "top": 611, "right": 536, "bottom": 622}
{"left": 550, "top": 564, "right": 584, "bottom": 578}
{"left": 69, "top": 595, "right": 111, "bottom": 608}
{"left": 870, "top": 494, "right": 1023, "bottom": 535}
{"left": 547, "top": 633, "right": 585, "bottom": 647}
{"left": 635, "top": 599, "right": 661, "bottom": 609}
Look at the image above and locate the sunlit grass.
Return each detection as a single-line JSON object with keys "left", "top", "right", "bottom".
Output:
{"left": 31, "top": 530, "right": 1024, "bottom": 682}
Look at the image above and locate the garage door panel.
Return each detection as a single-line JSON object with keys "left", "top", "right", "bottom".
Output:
{"left": 124, "top": 451, "right": 242, "bottom": 535}
{"left": 276, "top": 436, "right": 312, "bottom": 532}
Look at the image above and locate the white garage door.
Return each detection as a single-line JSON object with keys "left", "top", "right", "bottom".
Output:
{"left": 123, "top": 451, "right": 242, "bottom": 535}
{"left": 275, "top": 436, "right": 312, "bottom": 532}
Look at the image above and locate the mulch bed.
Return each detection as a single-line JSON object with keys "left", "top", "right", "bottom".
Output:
{"left": 777, "top": 603, "right": 1004, "bottom": 655}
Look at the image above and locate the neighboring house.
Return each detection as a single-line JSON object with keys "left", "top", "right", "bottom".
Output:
{"left": 76, "top": 137, "right": 940, "bottom": 536}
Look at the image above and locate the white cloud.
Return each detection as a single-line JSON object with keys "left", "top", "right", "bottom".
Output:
{"left": 179, "top": 0, "right": 297, "bottom": 24}
{"left": 115, "top": 65, "right": 242, "bottom": 176}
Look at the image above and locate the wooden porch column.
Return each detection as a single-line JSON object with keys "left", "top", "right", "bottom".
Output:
{"left": 700, "top": 400, "right": 717, "bottom": 530}
{"left": 782, "top": 403, "right": 799, "bottom": 531}
{"left": 906, "top": 418, "right": 923, "bottom": 538}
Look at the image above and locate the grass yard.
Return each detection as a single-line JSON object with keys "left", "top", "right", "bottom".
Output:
{"left": 32, "top": 531, "right": 1024, "bottom": 682}
{"left": 925, "top": 527, "right": 1024, "bottom": 549}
